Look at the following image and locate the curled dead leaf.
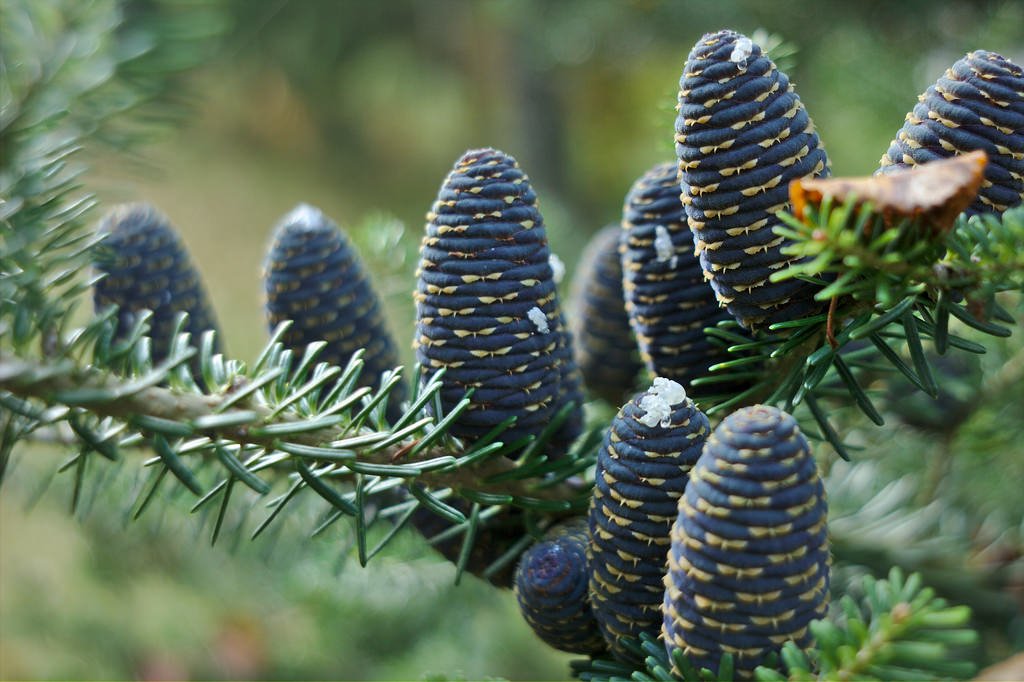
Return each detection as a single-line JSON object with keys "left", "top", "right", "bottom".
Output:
{"left": 790, "top": 150, "right": 987, "bottom": 236}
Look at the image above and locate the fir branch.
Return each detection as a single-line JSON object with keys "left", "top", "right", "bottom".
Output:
{"left": 755, "top": 568, "right": 978, "bottom": 681}
{"left": 774, "top": 203, "right": 1024, "bottom": 301}
{"left": 827, "top": 460, "right": 1022, "bottom": 631}
{"left": 0, "top": 0, "right": 587, "bottom": 557}
{"left": 0, "top": 10, "right": 1019, "bottom": 677}
{"left": 0, "top": 0, "right": 227, "bottom": 159}
{"left": 0, "top": 349, "right": 590, "bottom": 507}
{"left": 943, "top": 208, "right": 1024, "bottom": 301}
{"left": 1, "top": 0, "right": 228, "bottom": 356}
{"left": 695, "top": 202, "right": 1022, "bottom": 457}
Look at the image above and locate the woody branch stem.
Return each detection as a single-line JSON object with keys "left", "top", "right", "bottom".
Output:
{"left": 0, "top": 353, "right": 586, "bottom": 503}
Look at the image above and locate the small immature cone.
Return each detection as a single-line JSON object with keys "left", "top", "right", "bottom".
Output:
{"left": 569, "top": 225, "right": 643, "bottom": 404}
{"left": 514, "top": 518, "right": 607, "bottom": 655}
{"left": 621, "top": 161, "right": 738, "bottom": 393}
{"left": 676, "top": 30, "right": 831, "bottom": 330}
{"left": 879, "top": 50, "right": 1024, "bottom": 217}
{"left": 662, "top": 405, "right": 830, "bottom": 679}
{"left": 414, "top": 148, "right": 582, "bottom": 451}
{"left": 263, "top": 204, "right": 406, "bottom": 413}
{"left": 587, "top": 378, "right": 710, "bottom": 661}
{"left": 92, "top": 203, "right": 222, "bottom": 366}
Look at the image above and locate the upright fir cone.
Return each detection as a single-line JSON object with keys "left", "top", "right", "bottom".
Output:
{"left": 92, "top": 203, "right": 222, "bottom": 369}
{"left": 414, "top": 148, "right": 582, "bottom": 451}
{"left": 263, "top": 204, "right": 406, "bottom": 413}
{"left": 587, "top": 378, "right": 709, "bottom": 661}
{"left": 569, "top": 225, "right": 643, "bottom": 404}
{"left": 879, "top": 50, "right": 1024, "bottom": 217}
{"left": 676, "top": 30, "right": 831, "bottom": 330}
{"left": 662, "top": 405, "right": 830, "bottom": 679}
{"left": 620, "top": 161, "right": 740, "bottom": 394}
{"left": 514, "top": 518, "right": 607, "bottom": 655}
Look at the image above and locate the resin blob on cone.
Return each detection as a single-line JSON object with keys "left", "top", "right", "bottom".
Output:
{"left": 588, "top": 378, "right": 709, "bottom": 661}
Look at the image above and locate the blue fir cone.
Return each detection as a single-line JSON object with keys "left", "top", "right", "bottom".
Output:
{"left": 662, "top": 405, "right": 830, "bottom": 679}
{"left": 569, "top": 225, "right": 642, "bottom": 404}
{"left": 514, "top": 518, "right": 607, "bottom": 655}
{"left": 587, "top": 378, "right": 710, "bottom": 661}
{"left": 676, "top": 30, "right": 831, "bottom": 330}
{"left": 621, "top": 161, "right": 739, "bottom": 393}
{"left": 92, "top": 203, "right": 222, "bottom": 367}
{"left": 263, "top": 204, "right": 406, "bottom": 413}
{"left": 414, "top": 148, "right": 582, "bottom": 451}
{"left": 879, "top": 50, "right": 1024, "bottom": 217}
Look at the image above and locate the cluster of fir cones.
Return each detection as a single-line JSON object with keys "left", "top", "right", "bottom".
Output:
{"left": 91, "top": 29, "right": 1022, "bottom": 678}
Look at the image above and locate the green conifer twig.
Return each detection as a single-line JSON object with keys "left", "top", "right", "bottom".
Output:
{"left": 0, "top": 351, "right": 589, "bottom": 506}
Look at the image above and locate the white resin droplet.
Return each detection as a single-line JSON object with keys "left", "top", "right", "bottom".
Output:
{"left": 636, "top": 377, "right": 687, "bottom": 428}
{"left": 548, "top": 253, "right": 566, "bottom": 284}
{"left": 528, "top": 306, "right": 550, "bottom": 334}
{"left": 651, "top": 376, "right": 687, "bottom": 406}
{"left": 285, "top": 202, "right": 325, "bottom": 229}
{"left": 638, "top": 394, "right": 672, "bottom": 428}
{"left": 654, "top": 225, "right": 674, "bottom": 263}
{"left": 730, "top": 36, "right": 753, "bottom": 63}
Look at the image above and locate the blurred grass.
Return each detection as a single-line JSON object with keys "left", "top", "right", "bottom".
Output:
{"left": 4, "top": 1, "right": 1024, "bottom": 678}
{"left": 0, "top": 444, "right": 574, "bottom": 680}
{"left": 85, "top": 128, "right": 420, "bottom": 367}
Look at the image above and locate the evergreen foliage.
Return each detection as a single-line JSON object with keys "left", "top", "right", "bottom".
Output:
{"left": 1, "top": 4, "right": 1022, "bottom": 679}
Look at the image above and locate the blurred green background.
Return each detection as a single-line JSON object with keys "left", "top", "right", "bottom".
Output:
{"left": 2, "top": 0, "right": 1023, "bottom": 679}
